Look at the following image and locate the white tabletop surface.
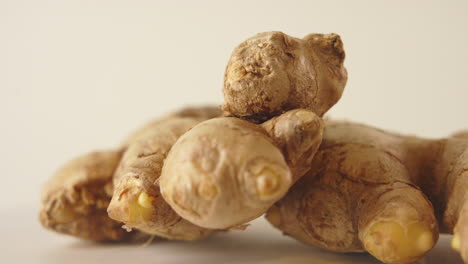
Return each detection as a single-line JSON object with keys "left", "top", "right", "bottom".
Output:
{"left": 4, "top": 207, "right": 463, "bottom": 264}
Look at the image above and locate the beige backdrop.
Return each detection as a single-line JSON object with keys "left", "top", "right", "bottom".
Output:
{"left": 1, "top": 0, "right": 467, "bottom": 209}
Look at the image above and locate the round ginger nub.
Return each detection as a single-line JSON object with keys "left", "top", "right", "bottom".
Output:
{"left": 223, "top": 31, "right": 347, "bottom": 123}
{"left": 159, "top": 117, "right": 293, "bottom": 229}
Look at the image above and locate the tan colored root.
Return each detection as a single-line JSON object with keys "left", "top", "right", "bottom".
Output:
{"left": 363, "top": 221, "right": 434, "bottom": 263}
{"left": 108, "top": 116, "right": 215, "bottom": 240}
{"left": 451, "top": 195, "right": 468, "bottom": 262}
{"left": 223, "top": 31, "right": 347, "bottom": 123}
{"left": 40, "top": 105, "right": 220, "bottom": 241}
{"left": 265, "top": 120, "right": 468, "bottom": 263}
{"left": 159, "top": 117, "right": 292, "bottom": 229}
{"left": 158, "top": 32, "right": 345, "bottom": 230}
{"left": 39, "top": 150, "right": 140, "bottom": 241}
{"left": 261, "top": 109, "right": 324, "bottom": 178}
{"left": 358, "top": 186, "right": 438, "bottom": 263}
{"left": 159, "top": 109, "right": 324, "bottom": 229}
{"left": 432, "top": 133, "right": 468, "bottom": 262}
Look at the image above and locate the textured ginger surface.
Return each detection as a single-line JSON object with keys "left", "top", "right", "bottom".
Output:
{"left": 267, "top": 120, "right": 468, "bottom": 263}
{"left": 39, "top": 150, "right": 136, "bottom": 241}
{"left": 223, "top": 32, "right": 347, "bottom": 122}
{"left": 160, "top": 109, "right": 324, "bottom": 229}
{"left": 40, "top": 105, "right": 221, "bottom": 241}
{"left": 108, "top": 116, "right": 217, "bottom": 240}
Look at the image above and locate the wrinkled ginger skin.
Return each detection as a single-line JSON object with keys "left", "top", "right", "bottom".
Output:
{"left": 453, "top": 198, "right": 468, "bottom": 262}
{"left": 160, "top": 109, "right": 323, "bottom": 229}
{"left": 40, "top": 105, "right": 220, "bottom": 242}
{"left": 261, "top": 109, "right": 324, "bottom": 178}
{"left": 223, "top": 31, "right": 347, "bottom": 123}
{"left": 266, "top": 121, "right": 446, "bottom": 264}
{"left": 437, "top": 135, "right": 468, "bottom": 263}
{"left": 108, "top": 117, "right": 215, "bottom": 240}
{"left": 39, "top": 150, "right": 137, "bottom": 242}
{"left": 160, "top": 117, "right": 292, "bottom": 229}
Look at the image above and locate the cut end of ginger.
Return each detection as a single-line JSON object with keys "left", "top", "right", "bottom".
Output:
{"left": 128, "top": 191, "right": 155, "bottom": 222}
{"left": 137, "top": 192, "right": 154, "bottom": 209}
{"left": 451, "top": 233, "right": 461, "bottom": 252}
{"left": 363, "top": 221, "right": 435, "bottom": 264}
{"left": 108, "top": 188, "right": 155, "bottom": 226}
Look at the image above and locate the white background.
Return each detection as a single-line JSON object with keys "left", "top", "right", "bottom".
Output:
{"left": 1, "top": 0, "right": 467, "bottom": 263}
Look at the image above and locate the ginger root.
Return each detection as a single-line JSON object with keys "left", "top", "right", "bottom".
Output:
{"left": 160, "top": 109, "right": 323, "bottom": 229}
{"left": 223, "top": 31, "right": 347, "bottom": 123}
{"left": 38, "top": 30, "right": 467, "bottom": 264}
{"left": 107, "top": 108, "right": 221, "bottom": 240}
{"left": 266, "top": 120, "right": 468, "bottom": 264}
{"left": 159, "top": 31, "right": 346, "bottom": 229}
{"left": 40, "top": 106, "right": 221, "bottom": 241}
{"left": 39, "top": 150, "right": 138, "bottom": 241}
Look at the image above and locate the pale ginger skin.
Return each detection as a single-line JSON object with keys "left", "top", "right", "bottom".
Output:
{"left": 160, "top": 109, "right": 324, "bottom": 229}
{"left": 223, "top": 31, "right": 347, "bottom": 123}
{"left": 40, "top": 106, "right": 221, "bottom": 241}
{"left": 266, "top": 120, "right": 468, "bottom": 264}
{"left": 108, "top": 116, "right": 217, "bottom": 240}
{"left": 158, "top": 31, "right": 347, "bottom": 229}
{"left": 39, "top": 150, "right": 138, "bottom": 241}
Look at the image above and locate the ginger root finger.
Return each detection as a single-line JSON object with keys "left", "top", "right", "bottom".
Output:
{"left": 160, "top": 109, "right": 324, "bottom": 229}
{"left": 427, "top": 133, "right": 468, "bottom": 263}
{"left": 108, "top": 117, "right": 215, "bottom": 240}
{"left": 442, "top": 146, "right": 468, "bottom": 262}
{"left": 159, "top": 31, "right": 345, "bottom": 229}
{"left": 223, "top": 31, "right": 347, "bottom": 123}
{"left": 160, "top": 117, "right": 292, "bottom": 229}
{"left": 358, "top": 185, "right": 438, "bottom": 263}
{"left": 39, "top": 150, "right": 139, "bottom": 241}
{"left": 261, "top": 109, "right": 324, "bottom": 178}
{"left": 266, "top": 121, "right": 449, "bottom": 264}
{"left": 452, "top": 199, "right": 468, "bottom": 262}
{"left": 267, "top": 143, "right": 438, "bottom": 264}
